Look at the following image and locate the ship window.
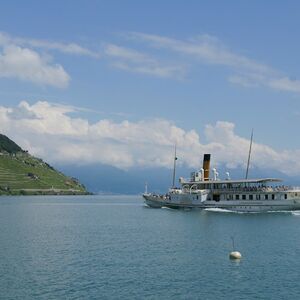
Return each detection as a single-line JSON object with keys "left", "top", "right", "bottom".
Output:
{"left": 272, "top": 194, "right": 275, "bottom": 200}
{"left": 196, "top": 196, "right": 198, "bottom": 200}
{"left": 235, "top": 194, "right": 239, "bottom": 200}
{"left": 285, "top": 194, "right": 287, "bottom": 199}
{"left": 249, "top": 195, "right": 253, "bottom": 200}
{"left": 256, "top": 194, "right": 261, "bottom": 200}
{"left": 213, "top": 194, "right": 220, "bottom": 202}
{"left": 265, "top": 194, "right": 268, "bottom": 200}
{"left": 242, "top": 195, "right": 246, "bottom": 200}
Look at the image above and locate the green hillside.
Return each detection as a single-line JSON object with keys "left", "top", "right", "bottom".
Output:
{"left": 0, "top": 135, "right": 89, "bottom": 195}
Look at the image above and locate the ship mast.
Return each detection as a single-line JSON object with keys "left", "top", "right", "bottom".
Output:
{"left": 172, "top": 144, "right": 177, "bottom": 188}
{"left": 245, "top": 129, "right": 253, "bottom": 179}
{"left": 144, "top": 182, "right": 148, "bottom": 194}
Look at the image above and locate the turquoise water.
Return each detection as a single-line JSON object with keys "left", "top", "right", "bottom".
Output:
{"left": 1, "top": 196, "right": 300, "bottom": 299}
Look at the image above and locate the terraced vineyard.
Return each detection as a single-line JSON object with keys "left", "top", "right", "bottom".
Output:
{"left": 0, "top": 133, "right": 89, "bottom": 195}
{"left": 0, "top": 152, "right": 88, "bottom": 195}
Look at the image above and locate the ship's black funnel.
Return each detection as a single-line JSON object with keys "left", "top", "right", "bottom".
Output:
{"left": 203, "top": 154, "right": 211, "bottom": 181}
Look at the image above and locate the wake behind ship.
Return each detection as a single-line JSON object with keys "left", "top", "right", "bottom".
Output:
{"left": 143, "top": 154, "right": 300, "bottom": 212}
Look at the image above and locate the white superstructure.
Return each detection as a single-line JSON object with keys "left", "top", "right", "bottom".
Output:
{"left": 143, "top": 154, "right": 300, "bottom": 212}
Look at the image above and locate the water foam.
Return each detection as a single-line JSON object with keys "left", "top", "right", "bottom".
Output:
{"left": 204, "top": 208, "right": 236, "bottom": 213}
{"left": 204, "top": 208, "right": 300, "bottom": 214}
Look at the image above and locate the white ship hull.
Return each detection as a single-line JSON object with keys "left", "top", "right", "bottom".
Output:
{"left": 143, "top": 194, "right": 300, "bottom": 212}
{"left": 143, "top": 194, "right": 164, "bottom": 208}
{"left": 204, "top": 199, "right": 300, "bottom": 212}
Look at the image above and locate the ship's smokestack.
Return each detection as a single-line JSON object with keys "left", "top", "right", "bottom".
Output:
{"left": 203, "top": 154, "right": 211, "bottom": 181}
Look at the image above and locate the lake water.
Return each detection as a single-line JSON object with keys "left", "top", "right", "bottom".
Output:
{"left": 1, "top": 195, "right": 300, "bottom": 299}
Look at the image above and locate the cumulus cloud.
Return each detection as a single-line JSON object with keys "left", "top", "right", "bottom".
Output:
{"left": 0, "top": 45, "right": 70, "bottom": 88}
{"left": 7, "top": 101, "right": 40, "bottom": 120}
{"left": 0, "top": 31, "right": 101, "bottom": 88}
{"left": 1, "top": 101, "right": 300, "bottom": 176}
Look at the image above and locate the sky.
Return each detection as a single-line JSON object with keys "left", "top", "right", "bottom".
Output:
{"left": 1, "top": 1, "right": 300, "bottom": 188}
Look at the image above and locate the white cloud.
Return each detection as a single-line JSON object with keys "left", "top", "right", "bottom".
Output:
{"left": 2, "top": 101, "right": 300, "bottom": 176}
{"left": 104, "top": 44, "right": 155, "bottom": 63}
{"left": 268, "top": 77, "right": 300, "bottom": 93}
{"left": 0, "top": 31, "right": 101, "bottom": 88}
{"left": 26, "top": 40, "right": 100, "bottom": 58}
{"left": 128, "top": 33, "right": 271, "bottom": 73}
{"left": 229, "top": 73, "right": 300, "bottom": 93}
{"left": 7, "top": 101, "right": 39, "bottom": 120}
{"left": 228, "top": 73, "right": 265, "bottom": 88}
{"left": 0, "top": 32, "right": 100, "bottom": 58}
{"left": 126, "top": 32, "right": 300, "bottom": 94}
{"left": 1, "top": 31, "right": 299, "bottom": 90}
{"left": 204, "top": 121, "right": 300, "bottom": 175}
{"left": 0, "top": 45, "right": 70, "bottom": 88}
{"left": 104, "top": 43, "right": 186, "bottom": 79}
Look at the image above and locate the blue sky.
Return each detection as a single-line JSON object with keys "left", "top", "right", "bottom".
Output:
{"left": 1, "top": 1, "right": 300, "bottom": 185}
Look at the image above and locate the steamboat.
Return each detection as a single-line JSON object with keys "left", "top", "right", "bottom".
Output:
{"left": 143, "top": 152, "right": 300, "bottom": 212}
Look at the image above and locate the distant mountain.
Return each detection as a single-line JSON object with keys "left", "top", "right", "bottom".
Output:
{"left": 58, "top": 164, "right": 180, "bottom": 195}
{"left": 0, "top": 134, "right": 89, "bottom": 195}
{"left": 57, "top": 162, "right": 300, "bottom": 195}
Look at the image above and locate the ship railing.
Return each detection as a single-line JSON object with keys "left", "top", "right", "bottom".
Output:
{"left": 287, "top": 186, "right": 300, "bottom": 191}
{"left": 150, "top": 193, "right": 169, "bottom": 200}
{"left": 180, "top": 184, "right": 294, "bottom": 193}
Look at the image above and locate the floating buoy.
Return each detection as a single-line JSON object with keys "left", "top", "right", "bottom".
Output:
{"left": 229, "top": 251, "right": 242, "bottom": 259}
